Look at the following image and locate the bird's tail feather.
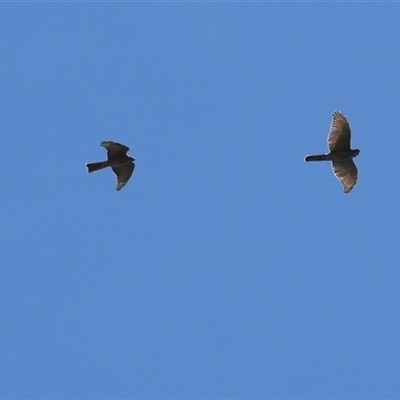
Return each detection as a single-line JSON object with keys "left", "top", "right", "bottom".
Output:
{"left": 86, "top": 161, "right": 109, "bottom": 173}
{"left": 304, "top": 154, "right": 330, "bottom": 162}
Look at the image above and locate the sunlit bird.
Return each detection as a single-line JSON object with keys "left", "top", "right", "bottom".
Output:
{"left": 305, "top": 111, "right": 360, "bottom": 194}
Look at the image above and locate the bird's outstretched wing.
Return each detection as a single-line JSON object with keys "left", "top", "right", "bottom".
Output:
{"left": 332, "top": 160, "right": 358, "bottom": 194}
{"left": 328, "top": 111, "right": 351, "bottom": 152}
{"left": 112, "top": 163, "right": 135, "bottom": 191}
{"left": 101, "top": 141, "right": 130, "bottom": 159}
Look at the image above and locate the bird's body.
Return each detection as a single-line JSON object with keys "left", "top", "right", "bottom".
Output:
{"left": 305, "top": 111, "right": 360, "bottom": 194}
{"left": 305, "top": 149, "right": 360, "bottom": 162}
{"left": 86, "top": 141, "right": 135, "bottom": 191}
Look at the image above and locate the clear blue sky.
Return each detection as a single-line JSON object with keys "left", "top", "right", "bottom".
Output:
{"left": 2, "top": 3, "right": 400, "bottom": 398}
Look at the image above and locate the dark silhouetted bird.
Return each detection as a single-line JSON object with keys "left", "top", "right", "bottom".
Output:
{"left": 305, "top": 111, "right": 360, "bottom": 194}
{"left": 86, "top": 141, "right": 135, "bottom": 191}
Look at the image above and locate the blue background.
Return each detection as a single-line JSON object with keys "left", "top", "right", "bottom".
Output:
{"left": 2, "top": 3, "right": 400, "bottom": 398}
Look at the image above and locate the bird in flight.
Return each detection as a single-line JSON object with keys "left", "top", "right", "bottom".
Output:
{"left": 86, "top": 141, "right": 136, "bottom": 191}
{"left": 304, "top": 111, "right": 360, "bottom": 194}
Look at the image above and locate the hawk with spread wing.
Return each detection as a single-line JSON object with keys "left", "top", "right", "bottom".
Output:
{"left": 86, "top": 141, "right": 135, "bottom": 191}
{"left": 305, "top": 111, "right": 360, "bottom": 194}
